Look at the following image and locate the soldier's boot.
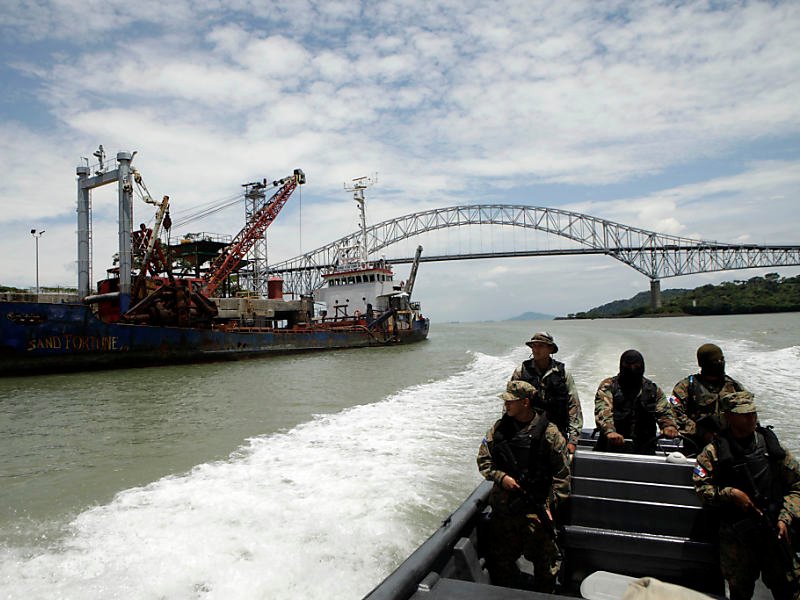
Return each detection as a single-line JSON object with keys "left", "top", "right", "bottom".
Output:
{"left": 531, "top": 557, "right": 560, "bottom": 594}
{"left": 727, "top": 579, "right": 756, "bottom": 600}
{"left": 487, "top": 561, "right": 523, "bottom": 589}
{"left": 532, "top": 574, "right": 556, "bottom": 594}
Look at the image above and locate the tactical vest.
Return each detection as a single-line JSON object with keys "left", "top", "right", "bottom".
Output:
{"left": 490, "top": 414, "right": 552, "bottom": 504}
{"left": 713, "top": 426, "right": 786, "bottom": 523}
{"left": 519, "top": 359, "right": 570, "bottom": 436}
{"left": 686, "top": 374, "right": 743, "bottom": 420}
{"left": 610, "top": 377, "right": 660, "bottom": 452}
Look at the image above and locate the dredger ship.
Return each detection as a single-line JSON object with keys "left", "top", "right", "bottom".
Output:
{"left": 0, "top": 148, "right": 428, "bottom": 376}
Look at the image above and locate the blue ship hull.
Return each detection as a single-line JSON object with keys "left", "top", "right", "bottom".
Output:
{"left": 0, "top": 301, "right": 430, "bottom": 376}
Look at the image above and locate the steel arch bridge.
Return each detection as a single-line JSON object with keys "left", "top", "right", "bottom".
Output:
{"left": 269, "top": 204, "right": 800, "bottom": 304}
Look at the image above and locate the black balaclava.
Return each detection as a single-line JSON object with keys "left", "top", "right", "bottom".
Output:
{"left": 697, "top": 343, "right": 725, "bottom": 379}
{"left": 618, "top": 349, "right": 645, "bottom": 390}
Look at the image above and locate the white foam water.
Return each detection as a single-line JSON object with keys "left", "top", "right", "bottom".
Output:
{"left": 0, "top": 350, "right": 516, "bottom": 599}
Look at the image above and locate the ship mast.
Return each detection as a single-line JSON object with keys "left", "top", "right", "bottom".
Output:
{"left": 344, "top": 175, "right": 376, "bottom": 269}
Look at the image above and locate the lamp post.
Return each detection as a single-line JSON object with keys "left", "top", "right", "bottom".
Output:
{"left": 31, "top": 229, "right": 45, "bottom": 295}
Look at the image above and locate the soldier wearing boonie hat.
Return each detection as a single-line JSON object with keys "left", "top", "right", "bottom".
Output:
{"left": 525, "top": 332, "right": 559, "bottom": 353}
{"left": 693, "top": 390, "right": 800, "bottom": 599}
{"left": 511, "top": 331, "right": 583, "bottom": 455}
{"left": 669, "top": 343, "right": 749, "bottom": 449}
{"left": 477, "top": 377, "right": 569, "bottom": 592}
{"left": 719, "top": 390, "right": 757, "bottom": 414}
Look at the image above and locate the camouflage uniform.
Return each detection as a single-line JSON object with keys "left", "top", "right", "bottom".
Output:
{"left": 670, "top": 373, "right": 747, "bottom": 437}
{"left": 594, "top": 375, "right": 678, "bottom": 454}
{"left": 477, "top": 407, "right": 570, "bottom": 591}
{"left": 693, "top": 392, "right": 800, "bottom": 600}
{"left": 511, "top": 359, "right": 583, "bottom": 448}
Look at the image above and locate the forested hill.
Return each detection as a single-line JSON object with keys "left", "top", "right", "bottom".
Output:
{"left": 567, "top": 273, "right": 800, "bottom": 319}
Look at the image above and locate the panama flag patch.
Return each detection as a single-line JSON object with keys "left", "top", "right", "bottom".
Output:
{"left": 668, "top": 395, "right": 682, "bottom": 406}
{"left": 693, "top": 464, "right": 707, "bottom": 478}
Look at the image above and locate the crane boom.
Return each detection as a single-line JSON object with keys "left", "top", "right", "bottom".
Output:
{"left": 404, "top": 245, "right": 423, "bottom": 297}
{"left": 202, "top": 169, "right": 305, "bottom": 297}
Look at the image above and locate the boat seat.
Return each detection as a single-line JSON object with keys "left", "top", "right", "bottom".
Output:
{"left": 567, "top": 495, "right": 716, "bottom": 539}
{"left": 571, "top": 451, "right": 695, "bottom": 486}
{"left": 559, "top": 449, "right": 725, "bottom": 596}
{"left": 560, "top": 526, "right": 722, "bottom": 594}
{"left": 572, "top": 476, "right": 699, "bottom": 505}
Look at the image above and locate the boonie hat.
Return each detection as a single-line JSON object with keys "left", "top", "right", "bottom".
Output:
{"left": 525, "top": 331, "right": 558, "bottom": 353}
{"left": 499, "top": 380, "right": 537, "bottom": 402}
{"left": 720, "top": 391, "right": 757, "bottom": 414}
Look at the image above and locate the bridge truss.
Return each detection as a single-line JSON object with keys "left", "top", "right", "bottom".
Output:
{"left": 269, "top": 204, "right": 800, "bottom": 298}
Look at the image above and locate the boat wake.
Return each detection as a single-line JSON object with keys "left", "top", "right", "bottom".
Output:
{"left": 0, "top": 350, "right": 515, "bottom": 599}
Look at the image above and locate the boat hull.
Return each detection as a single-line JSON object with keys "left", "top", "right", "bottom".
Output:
{"left": 0, "top": 301, "right": 429, "bottom": 376}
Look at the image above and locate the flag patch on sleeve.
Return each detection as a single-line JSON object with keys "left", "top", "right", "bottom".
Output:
{"left": 693, "top": 464, "right": 707, "bottom": 478}
{"left": 668, "top": 395, "right": 681, "bottom": 406}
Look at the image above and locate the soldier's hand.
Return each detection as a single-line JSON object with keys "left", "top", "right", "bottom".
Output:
{"left": 778, "top": 520, "right": 791, "bottom": 545}
{"left": 728, "top": 488, "right": 757, "bottom": 513}
{"left": 526, "top": 512, "right": 542, "bottom": 525}
{"left": 607, "top": 432, "right": 625, "bottom": 446}
{"left": 567, "top": 443, "right": 577, "bottom": 454}
{"left": 662, "top": 426, "right": 679, "bottom": 438}
{"left": 501, "top": 475, "right": 521, "bottom": 491}
{"left": 526, "top": 506, "right": 552, "bottom": 525}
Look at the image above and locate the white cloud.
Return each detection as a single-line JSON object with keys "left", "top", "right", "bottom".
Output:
{"left": 0, "top": 0, "right": 799, "bottom": 319}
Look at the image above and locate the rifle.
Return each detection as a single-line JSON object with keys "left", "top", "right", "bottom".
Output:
{"left": 517, "top": 472, "right": 558, "bottom": 540}
{"left": 731, "top": 464, "right": 797, "bottom": 584}
{"left": 492, "top": 441, "right": 557, "bottom": 537}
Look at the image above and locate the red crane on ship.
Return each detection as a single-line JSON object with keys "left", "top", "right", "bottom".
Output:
{"left": 120, "top": 168, "right": 305, "bottom": 327}
{"left": 201, "top": 169, "right": 306, "bottom": 298}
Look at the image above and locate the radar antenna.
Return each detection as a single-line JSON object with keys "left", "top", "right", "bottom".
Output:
{"left": 344, "top": 174, "right": 377, "bottom": 267}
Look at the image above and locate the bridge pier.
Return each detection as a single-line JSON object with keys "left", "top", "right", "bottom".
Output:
{"left": 650, "top": 279, "right": 662, "bottom": 311}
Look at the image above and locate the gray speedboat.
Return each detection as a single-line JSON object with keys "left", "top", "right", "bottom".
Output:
{"left": 363, "top": 433, "right": 783, "bottom": 599}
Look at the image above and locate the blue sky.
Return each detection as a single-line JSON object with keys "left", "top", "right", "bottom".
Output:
{"left": 1, "top": 0, "right": 799, "bottom": 321}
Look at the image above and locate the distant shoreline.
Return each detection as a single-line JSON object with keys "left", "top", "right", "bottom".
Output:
{"left": 556, "top": 309, "right": 800, "bottom": 320}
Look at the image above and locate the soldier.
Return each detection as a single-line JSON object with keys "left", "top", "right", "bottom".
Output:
{"left": 511, "top": 331, "right": 583, "bottom": 457}
{"left": 594, "top": 349, "right": 679, "bottom": 454}
{"left": 670, "top": 343, "right": 748, "bottom": 451}
{"left": 693, "top": 391, "right": 800, "bottom": 600}
{"left": 477, "top": 380, "right": 570, "bottom": 592}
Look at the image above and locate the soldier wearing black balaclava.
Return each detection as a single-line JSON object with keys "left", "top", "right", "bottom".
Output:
{"left": 594, "top": 349, "right": 679, "bottom": 454}
{"left": 669, "top": 343, "right": 749, "bottom": 451}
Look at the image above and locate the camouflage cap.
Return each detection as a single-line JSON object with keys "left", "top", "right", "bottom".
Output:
{"left": 525, "top": 331, "right": 558, "bottom": 353}
{"left": 499, "top": 380, "right": 537, "bottom": 402}
{"left": 720, "top": 390, "right": 757, "bottom": 414}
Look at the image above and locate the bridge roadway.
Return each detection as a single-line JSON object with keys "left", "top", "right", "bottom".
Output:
{"left": 268, "top": 204, "right": 800, "bottom": 308}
